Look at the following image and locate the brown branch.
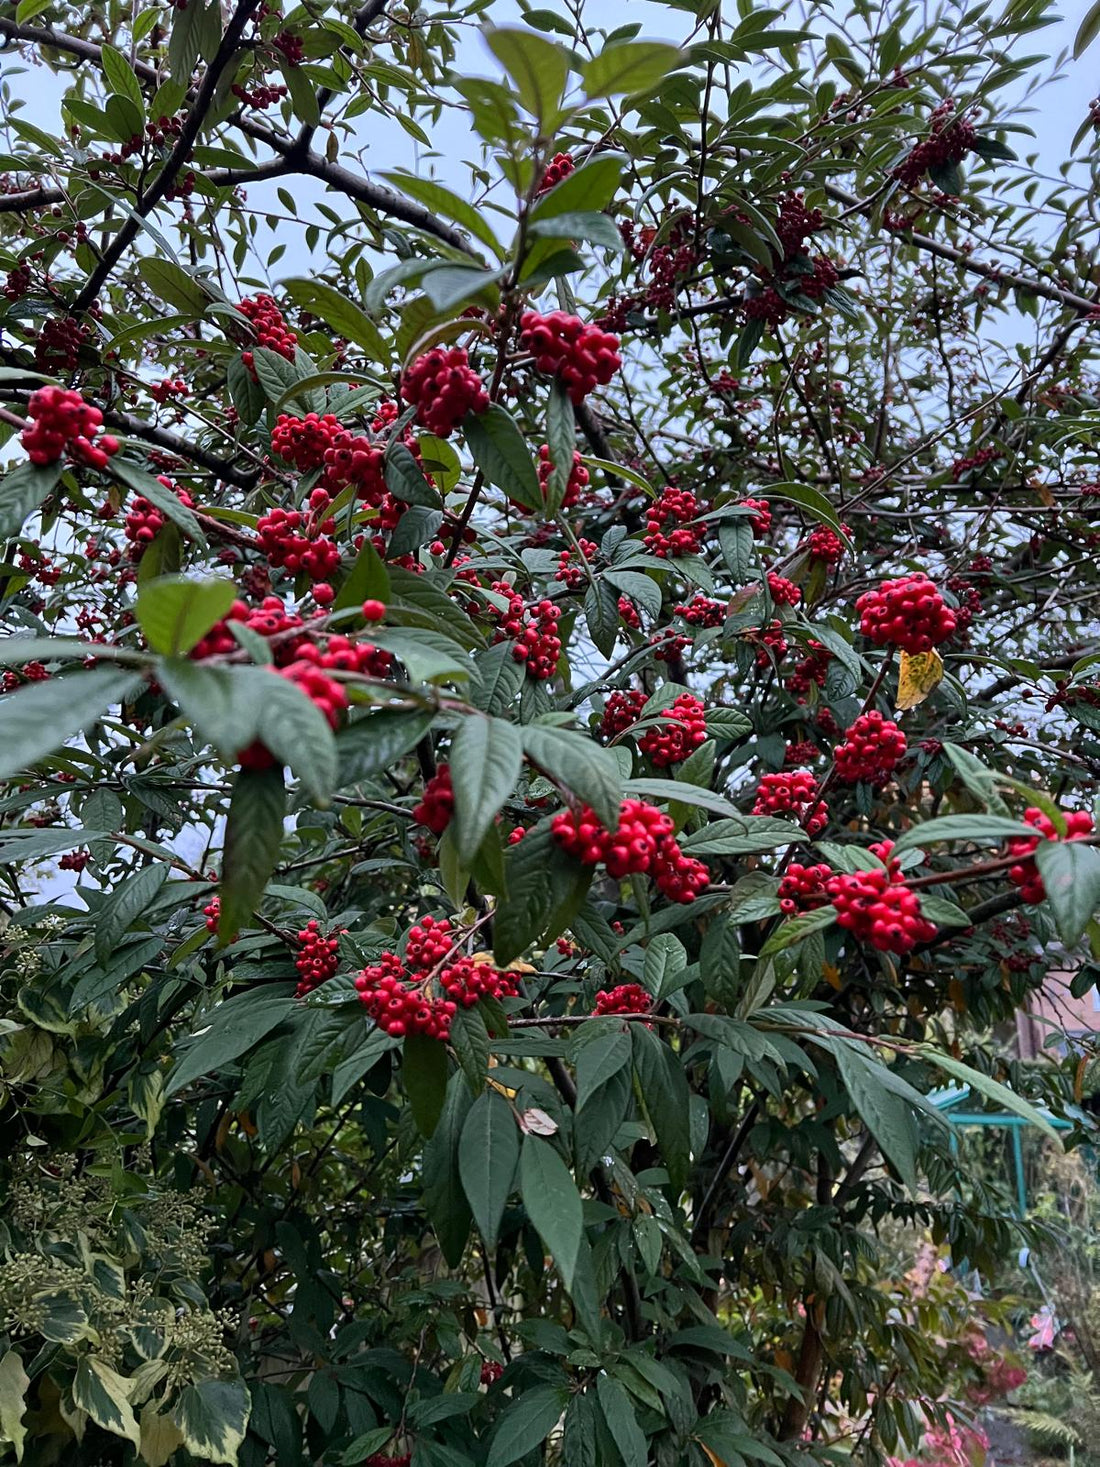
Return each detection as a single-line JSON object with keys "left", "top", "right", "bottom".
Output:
{"left": 823, "top": 181, "right": 1099, "bottom": 316}
{"left": 74, "top": 0, "right": 264, "bottom": 312}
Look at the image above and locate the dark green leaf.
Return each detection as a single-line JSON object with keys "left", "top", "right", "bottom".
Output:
{"left": 0, "top": 668, "right": 141, "bottom": 780}
{"left": 520, "top": 1136, "right": 583, "bottom": 1288}
{"left": 219, "top": 765, "right": 286, "bottom": 941}
{"left": 450, "top": 715, "right": 524, "bottom": 863}
{"left": 458, "top": 1088, "right": 520, "bottom": 1248}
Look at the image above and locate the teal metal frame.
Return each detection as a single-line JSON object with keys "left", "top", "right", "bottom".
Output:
{"left": 930, "top": 1085, "right": 1075, "bottom": 1218}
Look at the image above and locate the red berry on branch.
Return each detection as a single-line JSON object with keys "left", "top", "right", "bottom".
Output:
{"left": 520, "top": 310, "right": 621, "bottom": 404}
{"left": 855, "top": 573, "right": 957, "bottom": 654}
{"left": 833, "top": 711, "right": 908, "bottom": 784}
{"left": 401, "top": 347, "right": 489, "bottom": 437}
{"left": 413, "top": 765, "right": 455, "bottom": 835}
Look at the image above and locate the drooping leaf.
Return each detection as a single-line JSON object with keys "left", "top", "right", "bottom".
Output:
{"left": 458, "top": 1087, "right": 520, "bottom": 1248}
{"left": 0, "top": 667, "right": 141, "bottom": 780}
{"left": 520, "top": 1135, "right": 583, "bottom": 1288}
{"left": 450, "top": 715, "right": 524, "bottom": 863}
{"left": 219, "top": 765, "right": 286, "bottom": 942}
{"left": 135, "top": 575, "right": 236, "bottom": 656}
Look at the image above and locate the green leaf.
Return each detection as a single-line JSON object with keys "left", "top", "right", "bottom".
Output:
{"left": 377, "top": 173, "right": 504, "bottom": 258}
{"left": 891, "top": 814, "right": 1039, "bottom": 855}
{"left": 282, "top": 277, "right": 389, "bottom": 362}
{"left": 522, "top": 724, "right": 621, "bottom": 827}
{"left": 459, "top": 1087, "right": 520, "bottom": 1248}
{"left": 136, "top": 256, "right": 212, "bottom": 314}
{"left": 644, "top": 933, "right": 687, "bottom": 1000}
{"left": 464, "top": 404, "right": 542, "bottom": 510}
{"left": 575, "top": 1027, "right": 633, "bottom": 1108}
{"left": 584, "top": 579, "right": 619, "bottom": 658}
{"left": 760, "top": 482, "right": 852, "bottom": 546}
{"left": 385, "top": 441, "right": 444, "bottom": 508}
{"left": 424, "top": 1073, "right": 475, "bottom": 1265}
{"left": 595, "top": 1374, "right": 647, "bottom": 1467}
{"left": 484, "top": 26, "right": 569, "bottom": 124}
{"left": 581, "top": 40, "right": 681, "bottom": 98}
{"left": 520, "top": 1136, "right": 583, "bottom": 1288}
{"left": 1034, "top": 840, "right": 1100, "bottom": 945}
{"left": 171, "top": 1379, "right": 250, "bottom": 1467}
{"left": 0, "top": 1350, "right": 29, "bottom": 1463}
{"left": 528, "top": 211, "right": 625, "bottom": 252}
{"left": 758, "top": 904, "right": 837, "bottom": 959}
{"left": 95, "top": 863, "right": 168, "bottom": 966}
{"left": 335, "top": 707, "right": 433, "bottom": 786}
{"left": 632, "top": 1024, "right": 691, "bottom": 1188}
{"left": 404, "top": 1031, "right": 449, "bottom": 1137}
{"left": 827, "top": 1040, "right": 918, "bottom": 1190}
{"left": 1075, "top": 0, "right": 1100, "bottom": 56}
{"left": 72, "top": 1358, "right": 140, "bottom": 1448}
{"left": 167, "top": 988, "right": 297, "bottom": 1096}
{"left": 486, "top": 1386, "right": 568, "bottom": 1467}
{"left": 0, "top": 459, "right": 64, "bottom": 539}
{"left": 450, "top": 715, "right": 524, "bottom": 863}
{"left": 544, "top": 378, "right": 576, "bottom": 513}
{"left": 0, "top": 667, "right": 141, "bottom": 780}
{"left": 421, "top": 262, "right": 505, "bottom": 313}
{"left": 530, "top": 154, "right": 625, "bottom": 220}
{"left": 941, "top": 742, "right": 1010, "bottom": 816}
{"left": 135, "top": 575, "right": 236, "bottom": 656}
{"left": 916, "top": 1047, "right": 1063, "bottom": 1146}
{"left": 367, "top": 627, "right": 473, "bottom": 684}
{"left": 219, "top": 765, "right": 286, "bottom": 941}
{"left": 101, "top": 43, "right": 145, "bottom": 113}
{"left": 718, "top": 518, "right": 754, "bottom": 582}
{"left": 626, "top": 778, "right": 739, "bottom": 819}
{"left": 113, "top": 460, "right": 207, "bottom": 546}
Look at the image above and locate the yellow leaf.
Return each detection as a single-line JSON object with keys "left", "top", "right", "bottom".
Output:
{"left": 700, "top": 1447, "right": 729, "bottom": 1467}
{"left": 896, "top": 648, "right": 944, "bottom": 711}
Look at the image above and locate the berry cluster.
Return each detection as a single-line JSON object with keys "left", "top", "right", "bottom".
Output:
{"left": 355, "top": 917, "right": 516, "bottom": 1040}
{"left": 35, "top": 316, "right": 88, "bottom": 372}
{"left": 784, "top": 739, "right": 820, "bottom": 766}
{"left": 401, "top": 347, "right": 489, "bottom": 437}
{"left": 150, "top": 377, "right": 187, "bottom": 405}
{"left": 600, "top": 689, "right": 648, "bottom": 741}
{"left": 21, "top": 387, "right": 119, "bottom": 470}
{"left": 203, "top": 897, "right": 221, "bottom": 935}
{"left": 554, "top": 538, "right": 597, "bottom": 590}
{"left": 833, "top": 711, "right": 908, "bottom": 784}
{"left": 752, "top": 770, "right": 829, "bottom": 836}
{"left": 238, "top": 294, "right": 298, "bottom": 375}
{"left": 295, "top": 920, "right": 342, "bottom": 996}
{"left": 806, "top": 524, "right": 848, "bottom": 566}
{"left": 767, "top": 572, "right": 801, "bottom": 606}
{"left": 413, "top": 765, "right": 454, "bottom": 835}
{"left": 232, "top": 80, "right": 288, "bottom": 109}
{"left": 675, "top": 594, "right": 726, "bottom": 627}
{"left": 551, "top": 798, "right": 709, "bottom": 903}
{"left": 1008, "top": 807, "right": 1095, "bottom": 903}
{"left": 480, "top": 1361, "right": 504, "bottom": 1386}
{"left": 825, "top": 842, "right": 936, "bottom": 954}
{"left": 123, "top": 480, "right": 195, "bottom": 561}
{"left": 520, "top": 311, "right": 621, "bottom": 404}
{"left": 856, "top": 573, "right": 957, "bottom": 654}
{"left": 644, "top": 486, "right": 705, "bottom": 558}
{"left": 785, "top": 641, "right": 832, "bottom": 699}
{"left": 749, "top": 619, "right": 788, "bottom": 668}
{"left": 273, "top": 30, "right": 305, "bottom": 64}
{"left": 741, "top": 497, "right": 772, "bottom": 538}
{"left": 537, "top": 444, "right": 590, "bottom": 507}
{"left": 637, "top": 693, "right": 707, "bottom": 767}
{"left": 894, "top": 99, "right": 976, "bottom": 188}
{"left": 191, "top": 596, "right": 305, "bottom": 663}
{"left": 617, "top": 595, "right": 641, "bottom": 628}
{"left": 256, "top": 491, "right": 342, "bottom": 583}
{"left": 271, "top": 411, "right": 341, "bottom": 472}
{"left": 537, "top": 152, "right": 574, "bottom": 194}
{"left": 594, "top": 983, "right": 652, "bottom": 1016}
{"left": 778, "top": 862, "right": 834, "bottom": 914}
{"left": 494, "top": 590, "right": 562, "bottom": 679}
{"left": 59, "top": 849, "right": 90, "bottom": 873}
